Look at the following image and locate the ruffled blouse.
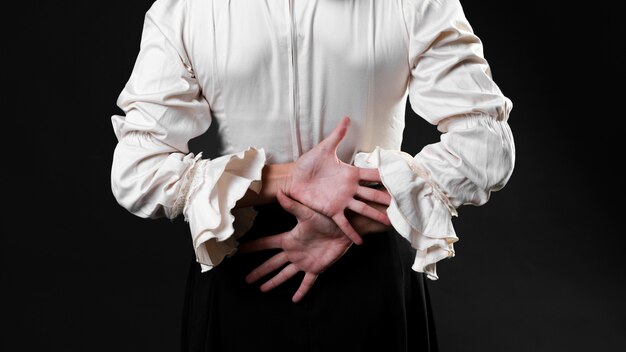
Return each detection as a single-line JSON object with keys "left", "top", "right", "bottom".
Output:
{"left": 111, "top": 0, "right": 515, "bottom": 279}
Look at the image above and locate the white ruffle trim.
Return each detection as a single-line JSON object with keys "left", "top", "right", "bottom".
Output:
{"left": 182, "top": 147, "right": 266, "bottom": 272}
{"left": 355, "top": 147, "right": 459, "bottom": 280}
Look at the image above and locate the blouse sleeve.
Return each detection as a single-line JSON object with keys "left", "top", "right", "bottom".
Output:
{"left": 356, "top": 0, "right": 515, "bottom": 279}
{"left": 110, "top": 0, "right": 266, "bottom": 271}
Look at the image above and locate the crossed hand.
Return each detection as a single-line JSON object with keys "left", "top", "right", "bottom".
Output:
{"left": 241, "top": 117, "right": 391, "bottom": 302}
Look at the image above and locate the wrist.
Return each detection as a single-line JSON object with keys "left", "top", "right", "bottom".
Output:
{"left": 235, "top": 162, "right": 294, "bottom": 208}
{"left": 262, "top": 162, "right": 294, "bottom": 202}
{"left": 279, "top": 165, "right": 294, "bottom": 197}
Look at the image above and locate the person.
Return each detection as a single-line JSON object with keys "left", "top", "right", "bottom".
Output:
{"left": 110, "top": 0, "right": 515, "bottom": 351}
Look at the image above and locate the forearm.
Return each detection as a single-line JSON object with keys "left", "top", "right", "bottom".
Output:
{"left": 235, "top": 162, "right": 294, "bottom": 208}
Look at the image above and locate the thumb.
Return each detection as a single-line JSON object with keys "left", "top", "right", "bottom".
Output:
{"left": 320, "top": 116, "right": 350, "bottom": 151}
{"left": 277, "top": 190, "right": 313, "bottom": 220}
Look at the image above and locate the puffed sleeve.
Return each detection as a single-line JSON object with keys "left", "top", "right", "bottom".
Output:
{"left": 110, "top": 0, "right": 266, "bottom": 271}
{"left": 356, "top": 0, "right": 515, "bottom": 279}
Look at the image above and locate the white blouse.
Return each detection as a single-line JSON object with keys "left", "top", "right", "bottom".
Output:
{"left": 111, "top": 0, "right": 514, "bottom": 279}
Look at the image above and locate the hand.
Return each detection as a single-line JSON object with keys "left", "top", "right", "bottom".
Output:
{"left": 239, "top": 191, "right": 352, "bottom": 303}
{"left": 282, "top": 116, "right": 391, "bottom": 245}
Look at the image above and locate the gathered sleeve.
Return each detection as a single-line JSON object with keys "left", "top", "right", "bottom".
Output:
{"left": 357, "top": 0, "right": 515, "bottom": 279}
{"left": 110, "top": 0, "right": 266, "bottom": 271}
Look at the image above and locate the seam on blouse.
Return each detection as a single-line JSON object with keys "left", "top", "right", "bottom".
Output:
{"left": 146, "top": 0, "right": 193, "bottom": 73}
{"left": 181, "top": 0, "right": 195, "bottom": 75}
{"left": 210, "top": 0, "right": 221, "bottom": 99}
{"left": 398, "top": 0, "right": 411, "bottom": 69}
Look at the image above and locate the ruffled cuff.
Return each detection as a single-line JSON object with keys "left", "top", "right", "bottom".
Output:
{"left": 181, "top": 147, "right": 266, "bottom": 271}
{"left": 354, "top": 147, "right": 458, "bottom": 280}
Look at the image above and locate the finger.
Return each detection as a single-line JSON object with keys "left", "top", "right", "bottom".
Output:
{"left": 356, "top": 186, "right": 391, "bottom": 206}
{"left": 260, "top": 263, "right": 300, "bottom": 292}
{"left": 348, "top": 199, "right": 391, "bottom": 226}
{"left": 320, "top": 116, "right": 350, "bottom": 151}
{"left": 332, "top": 213, "right": 363, "bottom": 245}
{"left": 358, "top": 167, "right": 382, "bottom": 183}
{"left": 292, "top": 272, "right": 319, "bottom": 303}
{"left": 245, "top": 252, "right": 288, "bottom": 284}
{"left": 239, "top": 234, "right": 284, "bottom": 253}
{"left": 276, "top": 190, "right": 313, "bottom": 220}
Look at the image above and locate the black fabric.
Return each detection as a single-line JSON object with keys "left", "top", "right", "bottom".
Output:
{"left": 181, "top": 203, "right": 438, "bottom": 352}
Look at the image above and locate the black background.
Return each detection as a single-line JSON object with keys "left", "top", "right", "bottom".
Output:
{"left": 3, "top": 1, "right": 624, "bottom": 351}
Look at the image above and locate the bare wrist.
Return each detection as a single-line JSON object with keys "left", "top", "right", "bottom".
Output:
{"left": 235, "top": 162, "right": 294, "bottom": 208}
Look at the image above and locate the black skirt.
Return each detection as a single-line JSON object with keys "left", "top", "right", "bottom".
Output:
{"left": 181, "top": 203, "right": 438, "bottom": 352}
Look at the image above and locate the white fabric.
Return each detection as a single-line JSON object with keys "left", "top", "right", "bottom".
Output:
{"left": 111, "top": 0, "right": 515, "bottom": 277}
